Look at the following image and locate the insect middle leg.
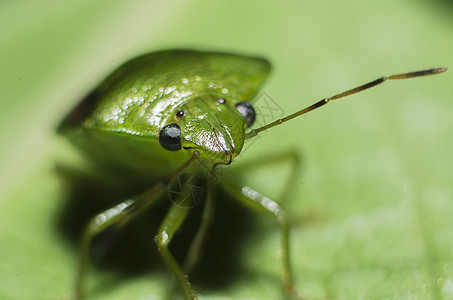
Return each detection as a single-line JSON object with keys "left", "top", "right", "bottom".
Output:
{"left": 183, "top": 174, "right": 216, "bottom": 275}
{"left": 230, "top": 149, "right": 301, "bottom": 205}
{"left": 221, "top": 150, "right": 303, "bottom": 299}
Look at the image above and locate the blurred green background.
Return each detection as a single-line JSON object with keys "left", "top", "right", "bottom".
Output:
{"left": 1, "top": 1, "right": 452, "bottom": 299}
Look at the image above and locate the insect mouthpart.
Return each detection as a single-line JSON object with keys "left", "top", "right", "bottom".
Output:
{"left": 217, "top": 151, "right": 234, "bottom": 166}
{"left": 224, "top": 152, "right": 233, "bottom": 165}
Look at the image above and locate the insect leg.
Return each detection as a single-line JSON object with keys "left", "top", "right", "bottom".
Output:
{"left": 183, "top": 175, "right": 216, "bottom": 275}
{"left": 156, "top": 191, "right": 198, "bottom": 300}
{"left": 224, "top": 184, "right": 302, "bottom": 300}
{"left": 230, "top": 149, "right": 301, "bottom": 205}
{"left": 75, "top": 153, "right": 199, "bottom": 299}
{"left": 76, "top": 186, "right": 164, "bottom": 299}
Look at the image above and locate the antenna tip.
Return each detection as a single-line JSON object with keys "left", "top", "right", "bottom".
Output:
{"left": 434, "top": 67, "right": 448, "bottom": 73}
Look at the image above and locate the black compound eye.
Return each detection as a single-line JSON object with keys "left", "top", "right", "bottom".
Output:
{"left": 235, "top": 102, "right": 256, "bottom": 127}
{"left": 159, "top": 123, "right": 181, "bottom": 151}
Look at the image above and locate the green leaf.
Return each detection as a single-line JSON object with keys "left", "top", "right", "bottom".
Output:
{"left": 1, "top": 1, "right": 452, "bottom": 299}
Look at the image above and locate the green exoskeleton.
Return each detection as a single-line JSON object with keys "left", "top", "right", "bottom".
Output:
{"left": 58, "top": 50, "right": 446, "bottom": 299}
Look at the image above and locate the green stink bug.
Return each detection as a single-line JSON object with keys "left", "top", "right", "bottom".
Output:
{"left": 58, "top": 49, "right": 446, "bottom": 299}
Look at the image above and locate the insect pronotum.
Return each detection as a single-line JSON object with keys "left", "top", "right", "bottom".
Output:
{"left": 58, "top": 50, "right": 446, "bottom": 299}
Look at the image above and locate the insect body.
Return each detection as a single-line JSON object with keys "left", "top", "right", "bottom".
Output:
{"left": 58, "top": 49, "right": 446, "bottom": 299}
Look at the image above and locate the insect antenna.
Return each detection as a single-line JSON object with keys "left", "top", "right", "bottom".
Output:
{"left": 245, "top": 67, "right": 447, "bottom": 139}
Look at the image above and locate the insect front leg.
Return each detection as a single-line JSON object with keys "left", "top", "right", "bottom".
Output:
{"left": 75, "top": 154, "right": 200, "bottom": 299}
{"left": 155, "top": 192, "right": 197, "bottom": 300}
{"left": 75, "top": 183, "right": 167, "bottom": 299}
